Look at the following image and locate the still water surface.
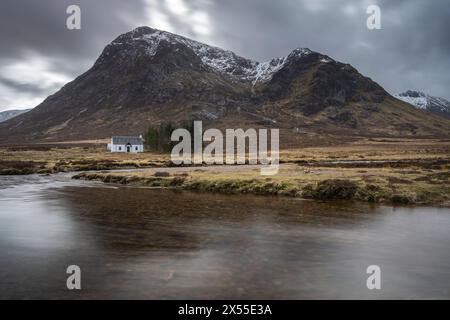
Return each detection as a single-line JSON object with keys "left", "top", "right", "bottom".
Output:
{"left": 0, "top": 173, "right": 449, "bottom": 299}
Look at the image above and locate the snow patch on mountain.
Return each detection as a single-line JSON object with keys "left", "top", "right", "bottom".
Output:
{"left": 252, "top": 57, "right": 287, "bottom": 85}
{"left": 395, "top": 90, "right": 450, "bottom": 119}
{"left": 320, "top": 57, "right": 333, "bottom": 63}
{"left": 395, "top": 91, "right": 428, "bottom": 109}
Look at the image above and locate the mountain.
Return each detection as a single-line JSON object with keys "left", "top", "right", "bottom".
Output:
{"left": 0, "top": 26, "right": 449, "bottom": 144}
{"left": 395, "top": 90, "right": 450, "bottom": 119}
{"left": 0, "top": 109, "right": 31, "bottom": 123}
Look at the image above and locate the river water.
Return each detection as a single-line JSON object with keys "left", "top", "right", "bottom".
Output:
{"left": 0, "top": 173, "right": 449, "bottom": 299}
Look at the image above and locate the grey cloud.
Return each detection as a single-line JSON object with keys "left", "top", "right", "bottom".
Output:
{"left": 202, "top": 0, "right": 450, "bottom": 99}
{"left": 0, "top": 0, "right": 151, "bottom": 76}
{"left": 0, "top": 77, "right": 51, "bottom": 95}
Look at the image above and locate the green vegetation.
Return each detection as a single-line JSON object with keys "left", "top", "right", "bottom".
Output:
{"left": 0, "top": 160, "right": 49, "bottom": 175}
{"left": 305, "top": 179, "right": 358, "bottom": 200}
{"left": 144, "top": 122, "right": 194, "bottom": 152}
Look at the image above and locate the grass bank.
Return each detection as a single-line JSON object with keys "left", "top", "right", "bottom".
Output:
{"left": 72, "top": 163, "right": 450, "bottom": 207}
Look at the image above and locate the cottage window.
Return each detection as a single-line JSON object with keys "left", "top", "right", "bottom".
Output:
{"left": 119, "top": 146, "right": 122, "bottom": 151}
{"left": 135, "top": 146, "right": 138, "bottom": 151}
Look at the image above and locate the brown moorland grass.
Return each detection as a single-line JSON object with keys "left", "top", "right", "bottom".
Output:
{"left": 73, "top": 162, "right": 450, "bottom": 206}
{"left": 0, "top": 146, "right": 170, "bottom": 174}
{"left": 1, "top": 137, "right": 449, "bottom": 173}
{"left": 2, "top": 138, "right": 450, "bottom": 206}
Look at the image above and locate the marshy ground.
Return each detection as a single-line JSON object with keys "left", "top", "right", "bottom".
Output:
{"left": 1, "top": 137, "right": 449, "bottom": 206}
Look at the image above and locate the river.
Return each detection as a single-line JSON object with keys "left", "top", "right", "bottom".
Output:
{"left": 0, "top": 173, "right": 449, "bottom": 299}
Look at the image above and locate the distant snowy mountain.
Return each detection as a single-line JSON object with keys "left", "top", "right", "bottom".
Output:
{"left": 395, "top": 90, "right": 450, "bottom": 119}
{"left": 0, "top": 109, "right": 31, "bottom": 123}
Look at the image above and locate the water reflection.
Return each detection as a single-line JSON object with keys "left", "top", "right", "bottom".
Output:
{"left": 0, "top": 175, "right": 449, "bottom": 299}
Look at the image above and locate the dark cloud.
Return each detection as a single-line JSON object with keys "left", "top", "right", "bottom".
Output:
{"left": 0, "top": 0, "right": 147, "bottom": 75}
{"left": 0, "top": 0, "right": 448, "bottom": 111}
{"left": 0, "top": 77, "right": 51, "bottom": 95}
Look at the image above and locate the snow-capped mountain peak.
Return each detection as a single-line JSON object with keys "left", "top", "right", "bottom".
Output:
{"left": 395, "top": 90, "right": 450, "bottom": 119}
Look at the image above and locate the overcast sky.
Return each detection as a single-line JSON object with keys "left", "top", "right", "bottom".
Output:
{"left": 0, "top": 0, "right": 449, "bottom": 111}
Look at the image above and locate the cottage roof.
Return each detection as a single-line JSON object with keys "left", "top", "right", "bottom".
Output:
{"left": 111, "top": 136, "right": 143, "bottom": 145}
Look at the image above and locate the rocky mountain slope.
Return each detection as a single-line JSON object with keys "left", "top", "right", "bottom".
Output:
{"left": 395, "top": 90, "right": 450, "bottom": 119}
{"left": 0, "top": 109, "right": 31, "bottom": 123}
{"left": 0, "top": 27, "right": 449, "bottom": 144}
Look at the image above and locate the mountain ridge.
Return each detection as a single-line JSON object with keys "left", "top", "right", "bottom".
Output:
{"left": 101, "top": 27, "right": 319, "bottom": 85}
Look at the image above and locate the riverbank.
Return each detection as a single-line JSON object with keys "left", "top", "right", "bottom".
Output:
{"left": 2, "top": 138, "right": 449, "bottom": 206}
{"left": 72, "top": 162, "right": 450, "bottom": 207}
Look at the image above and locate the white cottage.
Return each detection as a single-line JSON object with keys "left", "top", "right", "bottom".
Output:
{"left": 107, "top": 136, "right": 144, "bottom": 153}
